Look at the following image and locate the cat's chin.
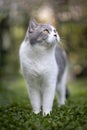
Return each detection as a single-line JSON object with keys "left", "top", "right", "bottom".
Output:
{"left": 43, "top": 42, "right": 56, "bottom": 49}
{"left": 36, "top": 41, "right": 56, "bottom": 49}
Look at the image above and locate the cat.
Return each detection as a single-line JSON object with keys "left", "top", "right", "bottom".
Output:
{"left": 19, "top": 18, "right": 68, "bottom": 116}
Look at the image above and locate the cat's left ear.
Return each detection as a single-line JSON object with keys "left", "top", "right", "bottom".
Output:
{"left": 29, "top": 18, "right": 38, "bottom": 33}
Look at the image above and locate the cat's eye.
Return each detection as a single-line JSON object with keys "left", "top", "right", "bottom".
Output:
{"left": 43, "top": 29, "right": 49, "bottom": 34}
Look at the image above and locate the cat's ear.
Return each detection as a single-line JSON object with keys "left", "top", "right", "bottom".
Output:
{"left": 29, "top": 18, "right": 38, "bottom": 33}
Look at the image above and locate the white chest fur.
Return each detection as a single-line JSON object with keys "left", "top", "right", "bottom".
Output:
{"left": 19, "top": 41, "right": 58, "bottom": 81}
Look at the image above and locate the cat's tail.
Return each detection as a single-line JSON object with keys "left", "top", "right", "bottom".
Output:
{"left": 66, "top": 86, "right": 70, "bottom": 99}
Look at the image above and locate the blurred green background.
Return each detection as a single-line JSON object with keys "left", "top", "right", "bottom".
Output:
{"left": 0, "top": 0, "right": 87, "bottom": 104}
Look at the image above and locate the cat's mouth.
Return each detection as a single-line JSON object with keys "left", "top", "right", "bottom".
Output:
{"left": 51, "top": 36, "right": 59, "bottom": 44}
{"left": 54, "top": 37, "right": 58, "bottom": 42}
{"left": 55, "top": 35, "right": 60, "bottom": 43}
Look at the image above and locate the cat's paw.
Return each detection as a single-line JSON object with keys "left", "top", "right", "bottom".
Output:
{"left": 58, "top": 101, "right": 65, "bottom": 107}
{"left": 58, "top": 103, "right": 65, "bottom": 107}
{"left": 33, "top": 110, "right": 41, "bottom": 114}
{"left": 43, "top": 110, "right": 51, "bottom": 116}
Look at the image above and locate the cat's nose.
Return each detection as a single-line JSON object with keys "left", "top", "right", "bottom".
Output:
{"left": 54, "top": 34, "right": 57, "bottom": 37}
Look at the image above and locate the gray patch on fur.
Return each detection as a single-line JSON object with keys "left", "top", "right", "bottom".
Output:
{"left": 29, "top": 20, "right": 52, "bottom": 45}
{"left": 55, "top": 45, "right": 67, "bottom": 82}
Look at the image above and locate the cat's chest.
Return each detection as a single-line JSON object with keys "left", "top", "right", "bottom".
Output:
{"left": 27, "top": 55, "right": 54, "bottom": 76}
{"left": 20, "top": 43, "right": 58, "bottom": 78}
{"left": 23, "top": 52, "right": 57, "bottom": 78}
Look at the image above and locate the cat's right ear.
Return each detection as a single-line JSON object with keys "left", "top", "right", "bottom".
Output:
{"left": 29, "top": 18, "right": 38, "bottom": 33}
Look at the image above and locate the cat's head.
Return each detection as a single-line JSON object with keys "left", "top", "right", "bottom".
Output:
{"left": 27, "top": 18, "right": 60, "bottom": 49}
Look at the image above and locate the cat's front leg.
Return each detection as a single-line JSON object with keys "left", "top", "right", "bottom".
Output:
{"left": 42, "top": 77, "right": 57, "bottom": 116}
{"left": 27, "top": 85, "right": 41, "bottom": 114}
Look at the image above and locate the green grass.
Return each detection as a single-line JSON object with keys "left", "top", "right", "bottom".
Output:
{"left": 0, "top": 77, "right": 87, "bottom": 130}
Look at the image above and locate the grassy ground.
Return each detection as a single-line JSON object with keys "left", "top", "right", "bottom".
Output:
{"left": 0, "top": 76, "right": 87, "bottom": 130}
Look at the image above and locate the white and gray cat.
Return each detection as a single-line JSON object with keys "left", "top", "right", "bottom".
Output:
{"left": 19, "top": 19, "right": 68, "bottom": 116}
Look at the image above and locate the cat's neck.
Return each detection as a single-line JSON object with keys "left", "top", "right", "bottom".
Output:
{"left": 23, "top": 40, "right": 56, "bottom": 60}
